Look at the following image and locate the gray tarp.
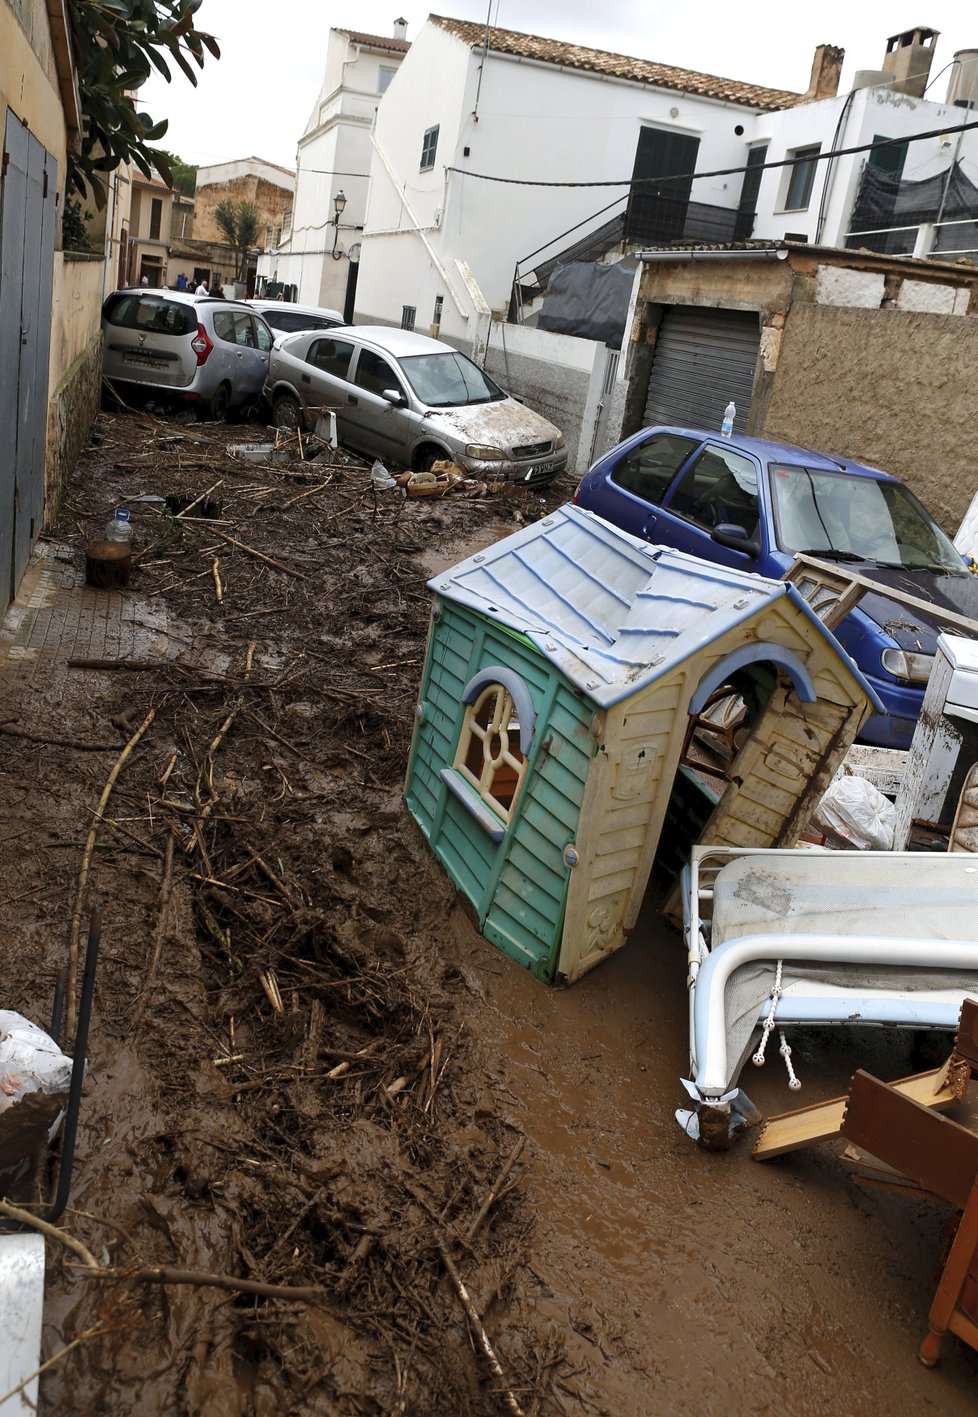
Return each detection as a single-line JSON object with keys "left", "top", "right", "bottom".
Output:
{"left": 536, "top": 260, "right": 636, "bottom": 347}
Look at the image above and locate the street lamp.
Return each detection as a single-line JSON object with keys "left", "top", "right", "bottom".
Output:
{"left": 331, "top": 190, "right": 347, "bottom": 259}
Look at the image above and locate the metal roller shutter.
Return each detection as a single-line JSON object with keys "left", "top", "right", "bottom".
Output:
{"left": 643, "top": 305, "right": 760, "bottom": 435}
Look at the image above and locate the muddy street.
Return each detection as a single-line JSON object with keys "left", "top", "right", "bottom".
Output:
{"left": 1, "top": 409, "right": 975, "bottom": 1415}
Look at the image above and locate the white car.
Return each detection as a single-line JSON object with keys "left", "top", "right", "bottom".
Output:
{"left": 263, "top": 325, "right": 567, "bottom": 485}
{"left": 245, "top": 299, "right": 344, "bottom": 336}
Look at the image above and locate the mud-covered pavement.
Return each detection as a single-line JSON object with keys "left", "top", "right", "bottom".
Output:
{"left": 1, "top": 409, "right": 976, "bottom": 1415}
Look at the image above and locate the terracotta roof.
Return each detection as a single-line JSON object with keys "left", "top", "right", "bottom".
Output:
{"left": 429, "top": 16, "right": 800, "bottom": 111}
{"left": 132, "top": 173, "right": 172, "bottom": 191}
{"left": 337, "top": 29, "right": 410, "bottom": 53}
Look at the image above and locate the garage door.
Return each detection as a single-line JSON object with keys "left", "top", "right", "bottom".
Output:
{"left": 643, "top": 305, "right": 760, "bottom": 436}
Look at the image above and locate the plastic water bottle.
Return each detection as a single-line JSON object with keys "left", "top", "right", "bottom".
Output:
{"left": 721, "top": 402, "right": 735, "bottom": 439}
{"left": 105, "top": 507, "right": 132, "bottom": 543}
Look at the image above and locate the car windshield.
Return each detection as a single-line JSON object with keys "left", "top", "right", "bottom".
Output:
{"left": 397, "top": 351, "right": 505, "bottom": 407}
{"left": 769, "top": 464, "right": 965, "bottom": 573}
{"left": 105, "top": 294, "right": 196, "bottom": 337}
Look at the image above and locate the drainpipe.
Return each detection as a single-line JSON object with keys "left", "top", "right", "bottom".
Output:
{"left": 369, "top": 134, "right": 469, "bottom": 319}
{"left": 639, "top": 248, "right": 789, "bottom": 263}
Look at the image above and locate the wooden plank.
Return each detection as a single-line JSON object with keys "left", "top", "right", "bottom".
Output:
{"left": 841, "top": 1070, "right": 978, "bottom": 1209}
{"left": 789, "top": 554, "right": 978, "bottom": 638}
{"left": 753, "top": 1062, "right": 962, "bottom": 1160}
{"left": 953, "top": 998, "right": 978, "bottom": 1070}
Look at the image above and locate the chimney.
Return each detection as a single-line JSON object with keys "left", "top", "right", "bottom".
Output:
{"left": 802, "top": 44, "right": 844, "bottom": 102}
{"left": 882, "top": 26, "right": 939, "bottom": 98}
{"left": 393, "top": 16, "right": 408, "bottom": 41}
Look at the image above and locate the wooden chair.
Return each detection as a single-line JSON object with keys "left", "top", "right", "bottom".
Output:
{"left": 840, "top": 999, "right": 978, "bottom": 1367}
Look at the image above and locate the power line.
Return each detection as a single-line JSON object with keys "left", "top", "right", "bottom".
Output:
{"left": 444, "top": 116, "right": 978, "bottom": 190}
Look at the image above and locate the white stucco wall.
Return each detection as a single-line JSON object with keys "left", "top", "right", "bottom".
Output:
{"left": 356, "top": 20, "right": 772, "bottom": 339}
{"left": 751, "top": 84, "right": 978, "bottom": 248}
{"left": 269, "top": 29, "right": 406, "bottom": 310}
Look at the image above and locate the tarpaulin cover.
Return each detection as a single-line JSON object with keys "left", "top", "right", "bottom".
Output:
{"left": 846, "top": 161, "right": 978, "bottom": 259}
{"left": 537, "top": 260, "right": 636, "bottom": 347}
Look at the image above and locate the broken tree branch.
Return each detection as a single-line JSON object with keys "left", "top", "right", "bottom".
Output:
{"left": 209, "top": 530, "right": 308, "bottom": 581}
{"left": 463, "top": 1137, "right": 526, "bottom": 1246}
{"left": 66, "top": 707, "right": 156, "bottom": 1043}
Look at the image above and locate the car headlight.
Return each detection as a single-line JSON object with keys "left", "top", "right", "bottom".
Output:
{"left": 553, "top": 432, "right": 565, "bottom": 449}
{"left": 881, "top": 648, "right": 934, "bottom": 684}
{"left": 465, "top": 444, "right": 506, "bottom": 461}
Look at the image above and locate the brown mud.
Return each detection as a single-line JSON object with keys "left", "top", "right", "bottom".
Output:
{"left": 0, "top": 409, "right": 975, "bottom": 1415}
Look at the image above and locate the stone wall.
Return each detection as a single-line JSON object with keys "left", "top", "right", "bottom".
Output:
{"left": 46, "top": 253, "right": 105, "bottom": 520}
{"left": 193, "top": 175, "right": 293, "bottom": 247}
{"left": 762, "top": 303, "right": 978, "bottom": 535}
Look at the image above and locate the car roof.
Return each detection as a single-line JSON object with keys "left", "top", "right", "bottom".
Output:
{"left": 646, "top": 424, "right": 897, "bottom": 483}
{"left": 338, "top": 325, "right": 457, "bottom": 357}
{"left": 247, "top": 299, "right": 343, "bottom": 319}
{"left": 110, "top": 287, "right": 251, "bottom": 310}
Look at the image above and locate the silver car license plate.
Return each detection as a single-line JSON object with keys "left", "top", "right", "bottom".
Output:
{"left": 524, "top": 462, "right": 553, "bottom": 481}
{"left": 123, "top": 352, "right": 168, "bottom": 371}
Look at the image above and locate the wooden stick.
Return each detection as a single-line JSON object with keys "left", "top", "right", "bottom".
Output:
{"left": 0, "top": 725, "right": 119, "bottom": 751}
{"left": 66, "top": 708, "right": 156, "bottom": 1043}
{"left": 0, "top": 1199, "right": 101, "bottom": 1270}
{"left": 211, "top": 557, "right": 223, "bottom": 602}
{"left": 0, "top": 1327, "right": 108, "bottom": 1410}
{"left": 174, "top": 477, "right": 225, "bottom": 520}
{"left": 463, "top": 1137, "right": 526, "bottom": 1245}
{"left": 210, "top": 529, "right": 308, "bottom": 580}
{"left": 436, "top": 1238, "right": 526, "bottom": 1417}
{"left": 280, "top": 479, "right": 335, "bottom": 510}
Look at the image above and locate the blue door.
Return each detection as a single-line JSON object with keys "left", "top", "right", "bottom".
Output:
{"left": 0, "top": 113, "right": 56, "bottom": 612}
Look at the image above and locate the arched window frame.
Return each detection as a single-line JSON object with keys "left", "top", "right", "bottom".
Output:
{"left": 440, "top": 667, "right": 536, "bottom": 840}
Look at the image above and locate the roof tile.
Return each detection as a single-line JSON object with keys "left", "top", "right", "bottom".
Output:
{"left": 430, "top": 15, "right": 799, "bottom": 111}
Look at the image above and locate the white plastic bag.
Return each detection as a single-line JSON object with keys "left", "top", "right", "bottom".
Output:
{"left": 370, "top": 459, "right": 396, "bottom": 490}
{"left": 810, "top": 775, "right": 896, "bottom": 851}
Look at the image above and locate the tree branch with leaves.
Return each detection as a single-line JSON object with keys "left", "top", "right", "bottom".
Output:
{"left": 66, "top": 0, "right": 220, "bottom": 202}
{"left": 215, "top": 199, "right": 259, "bottom": 281}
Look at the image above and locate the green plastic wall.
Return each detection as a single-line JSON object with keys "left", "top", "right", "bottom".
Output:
{"left": 405, "top": 602, "right": 595, "bottom": 980}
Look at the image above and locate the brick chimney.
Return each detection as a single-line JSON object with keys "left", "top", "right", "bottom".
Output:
{"left": 802, "top": 44, "right": 845, "bottom": 101}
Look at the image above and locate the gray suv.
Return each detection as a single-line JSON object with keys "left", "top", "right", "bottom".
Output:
{"left": 263, "top": 325, "right": 567, "bottom": 484}
{"left": 101, "top": 289, "right": 274, "bottom": 419}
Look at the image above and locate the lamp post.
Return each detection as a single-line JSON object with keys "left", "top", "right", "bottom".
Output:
{"left": 331, "top": 190, "right": 347, "bottom": 259}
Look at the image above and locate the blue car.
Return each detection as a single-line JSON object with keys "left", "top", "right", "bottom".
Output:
{"left": 573, "top": 425, "right": 978, "bottom": 748}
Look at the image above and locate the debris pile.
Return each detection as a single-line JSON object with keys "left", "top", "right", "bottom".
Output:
{"left": 1, "top": 409, "right": 567, "bottom": 1414}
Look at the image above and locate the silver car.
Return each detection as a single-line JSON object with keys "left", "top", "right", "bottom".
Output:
{"left": 263, "top": 325, "right": 567, "bottom": 484}
{"left": 245, "top": 299, "right": 344, "bottom": 335}
{"left": 101, "top": 289, "right": 274, "bottom": 419}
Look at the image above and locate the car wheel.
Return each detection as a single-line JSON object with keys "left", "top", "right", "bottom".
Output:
{"left": 273, "top": 393, "right": 304, "bottom": 432}
{"left": 413, "top": 444, "right": 447, "bottom": 472}
{"left": 199, "top": 384, "right": 230, "bottom": 421}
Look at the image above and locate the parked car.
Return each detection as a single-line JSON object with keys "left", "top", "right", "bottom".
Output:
{"left": 263, "top": 325, "right": 567, "bottom": 485}
{"left": 245, "top": 299, "right": 344, "bottom": 335}
{"left": 101, "top": 289, "right": 274, "bottom": 419}
{"left": 573, "top": 424, "right": 978, "bottom": 748}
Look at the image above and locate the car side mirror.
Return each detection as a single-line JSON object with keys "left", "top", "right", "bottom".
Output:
{"left": 382, "top": 387, "right": 405, "bottom": 406}
{"left": 712, "top": 522, "right": 760, "bottom": 557}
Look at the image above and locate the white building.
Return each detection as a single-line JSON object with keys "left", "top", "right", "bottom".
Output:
{"left": 353, "top": 15, "right": 812, "bottom": 351}
{"left": 263, "top": 22, "right": 410, "bottom": 317}
{"left": 354, "top": 18, "right": 978, "bottom": 354}
{"left": 751, "top": 27, "right": 978, "bottom": 259}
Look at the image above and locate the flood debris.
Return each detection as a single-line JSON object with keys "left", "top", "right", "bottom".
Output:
{"left": 0, "top": 408, "right": 572, "bottom": 1414}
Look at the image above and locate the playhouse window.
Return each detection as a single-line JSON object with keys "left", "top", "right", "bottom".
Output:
{"left": 455, "top": 684, "right": 527, "bottom": 823}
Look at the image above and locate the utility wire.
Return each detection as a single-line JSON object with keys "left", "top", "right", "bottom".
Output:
{"left": 444, "top": 117, "right": 978, "bottom": 190}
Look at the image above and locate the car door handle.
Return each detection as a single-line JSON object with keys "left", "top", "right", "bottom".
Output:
{"left": 348, "top": 394, "right": 358, "bottom": 405}
{"left": 642, "top": 513, "right": 657, "bottom": 540}
{"left": 301, "top": 374, "right": 310, "bottom": 384}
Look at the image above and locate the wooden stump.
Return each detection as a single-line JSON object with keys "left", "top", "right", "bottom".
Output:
{"left": 85, "top": 540, "right": 131, "bottom": 589}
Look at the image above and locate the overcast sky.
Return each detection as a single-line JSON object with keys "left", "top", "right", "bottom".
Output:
{"left": 141, "top": 1, "right": 975, "bottom": 171}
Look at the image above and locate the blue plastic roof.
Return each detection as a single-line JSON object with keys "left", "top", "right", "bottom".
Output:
{"left": 429, "top": 504, "right": 880, "bottom": 710}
